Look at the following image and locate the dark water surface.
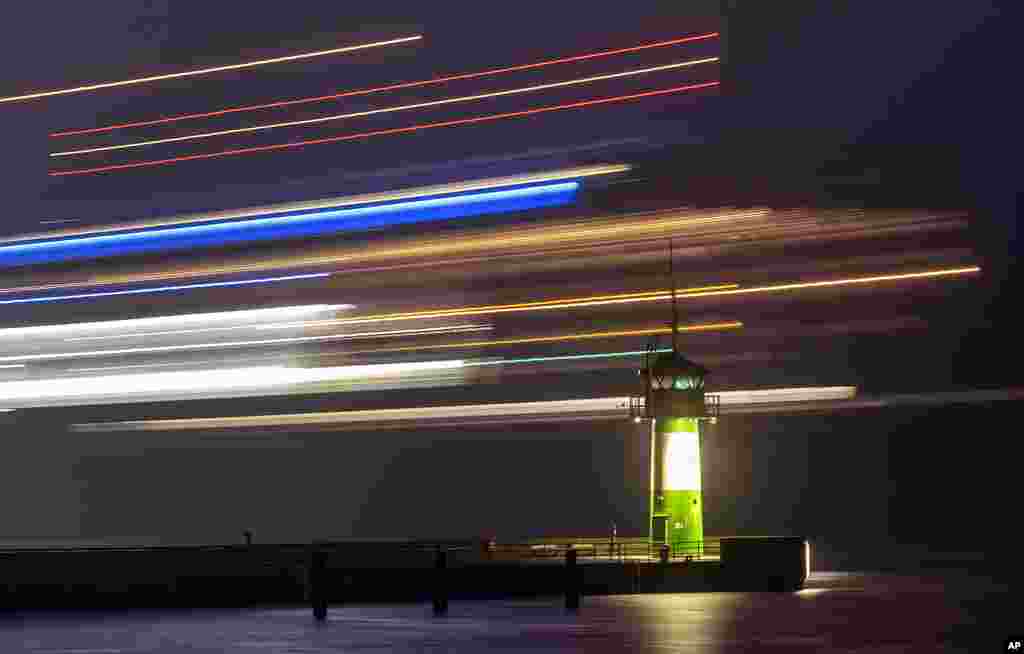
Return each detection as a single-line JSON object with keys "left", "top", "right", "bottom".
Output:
{"left": 0, "top": 572, "right": 1016, "bottom": 652}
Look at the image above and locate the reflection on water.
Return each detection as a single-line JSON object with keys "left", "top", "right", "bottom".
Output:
{"left": 0, "top": 572, "right": 1016, "bottom": 652}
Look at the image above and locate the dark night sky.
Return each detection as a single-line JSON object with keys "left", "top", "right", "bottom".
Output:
{"left": 0, "top": 2, "right": 1019, "bottom": 553}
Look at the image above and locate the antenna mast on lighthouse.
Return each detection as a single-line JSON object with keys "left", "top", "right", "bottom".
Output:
{"left": 670, "top": 239, "right": 679, "bottom": 353}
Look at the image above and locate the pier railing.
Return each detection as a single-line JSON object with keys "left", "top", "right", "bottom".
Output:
{"left": 505, "top": 537, "right": 721, "bottom": 562}
{"left": 0, "top": 536, "right": 720, "bottom": 569}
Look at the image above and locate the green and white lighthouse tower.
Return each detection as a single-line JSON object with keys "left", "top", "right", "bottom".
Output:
{"left": 640, "top": 351, "right": 710, "bottom": 554}
{"left": 632, "top": 241, "right": 716, "bottom": 556}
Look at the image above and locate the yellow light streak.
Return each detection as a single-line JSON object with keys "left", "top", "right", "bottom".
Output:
{"left": 342, "top": 322, "right": 744, "bottom": 355}
{"left": 679, "top": 266, "right": 981, "bottom": 298}
{"left": 322, "top": 285, "right": 738, "bottom": 326}
{"left": 285, "top": 265, "right": 977, "bottom": 330}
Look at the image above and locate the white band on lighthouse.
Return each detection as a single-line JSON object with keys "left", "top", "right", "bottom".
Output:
{"left": 662, "top": 428, "right": 701, "bottom": 491}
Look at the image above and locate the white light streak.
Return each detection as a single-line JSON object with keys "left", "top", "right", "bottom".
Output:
{"left": 67, "top": 387, "right": 863, "bottom": 431}
{"left": 68, "top": 360, "right": 276, "bottom": 374}
{"left": 714, "top": 387, "right": 857, "bottom": 405}
{"left": 0, "top": 303, "right": 352, "bottom": 341}
{"left": 0, "top": 324, "right": 491, "bottom": 363}
{"left": 3, "top": 360, "right": 468, "bottom": 408}
{"left": 0, "top": 272, "right": 333, "bottom": 305}
{"left": 64, "top": 321, "right": 483, "bottom": 342}
{"left": 0, "top": 36, "right": 422, "bottom": 104}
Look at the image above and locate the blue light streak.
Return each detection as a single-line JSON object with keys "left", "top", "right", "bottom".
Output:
{"left": 2, "top": 182, "right": 579, "bottom": 268}
{"left": 0, "top": 272, "right": 330, "bottom": 305}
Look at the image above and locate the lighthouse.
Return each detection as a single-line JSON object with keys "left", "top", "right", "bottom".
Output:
{"left": 631, "top": 241, "right": 717, "bottom": 556}
{"left": 639, "top": 349, "right": 712, "bottom": 555}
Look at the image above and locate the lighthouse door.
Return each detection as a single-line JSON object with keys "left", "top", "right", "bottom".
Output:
{"left": 651, "top": 516, "right": 668, "bottom": 544}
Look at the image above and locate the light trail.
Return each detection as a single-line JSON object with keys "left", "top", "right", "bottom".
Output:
{"left": 340, "top": 322, "right": 743, "bottom": 356}
{"left": 679, "top": 266, "right": 981, "bottom": 298}
{"left": 66, "top": 387, "right": 860, "bottom": 431}
{"left": 0, "top": 360, "right": 469, "bottom": 408}
{"left": 0, "top": 265, "right": 979, "bottom": 316}
{"left": 64, "top": 348, "right": 676, "bottom": 376}
{"left": 282, "top": 266, "right": 978, "bottom": 330}
{"left": 0, "top": 204, "right": 754, "bottom": 294}
{"left": 0, "top": 303, "right": 350, "bottom": 340}
{"left": 67, "top": 360, "right": 292, "bottom": 374}
{"left": 51, "top": 33, "right": 719, "bottom": 137}
{"left": 319, "top": 285, "right": 738, "bottom": 326}
{"left": 51, "top": 58, "right": 719, "bottom": 157}
{"left": 710, "top": 388, "right": 1024, "bottom": 415}
{"left": 62, "top": 317, "right": 495, "bottom": 341}
{"left": 50, "top": 82, "right": 720, "bottom": 176}
{"left": 1, "top": 206, "right": 962, "bottom": 291}
{"left": 62, "top": 322, "right": 331, "bottom": 342}
{"left": 0, "top": 36, "right": 422, "bottom": 104}
{"left": 0, "top": 324, "right": 493, "bottom": 363}
{"left": 474, "top": 349, "right": 672, "bottom": 366}
{"left": 61, "top": 347, "right": 671, "bottom": 372}
{"left": 710, "top": 387, "right": 859, "bottom": 405}
{"left": 0, "top": 272, "right": 330, "bottom": 305}
{"left": 0, "top": 183, "right": 580, "bottom": 268}
{"left": 5, "top": 164, "right": 627, "bottom": 244}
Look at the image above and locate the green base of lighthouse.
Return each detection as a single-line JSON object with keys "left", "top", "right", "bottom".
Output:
{"left": 650, "top": 416, "right": 704, "bottom": 556}
{"left": 655, "top": 490, "right": 703, "bottom": 555}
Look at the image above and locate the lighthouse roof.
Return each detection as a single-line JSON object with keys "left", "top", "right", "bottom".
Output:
{"left": 649, "top": 351, "right": 708, "bottom": 379}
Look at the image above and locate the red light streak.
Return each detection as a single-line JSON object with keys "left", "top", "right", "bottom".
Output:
{"left": 51, "top": 59, "right": 717, "bottom": 157}
{"left": 50, "top": 32, "right": 719, "bottom": 138}
{"left": 49, "top": 81, "right": 720, "bottom": 177}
